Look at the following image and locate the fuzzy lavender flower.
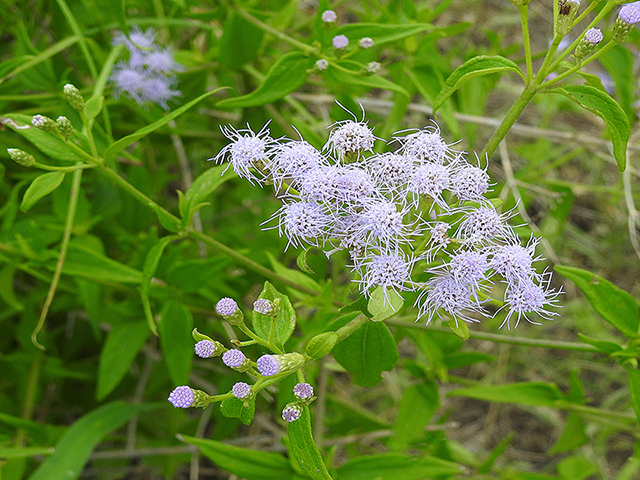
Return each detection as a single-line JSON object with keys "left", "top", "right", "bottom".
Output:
{"left": 584, "top": 28, "right": 603, "bottom": 44}
{"left": 168, "top": 386, "right": 193, "bottom": 408}
{"left": 357, "top": 199, "right": 415, "bottom": 246}
{"left": 394, "top": 125, "right": 451, "bottom": 164}
{"left": 356, "top": 251, "right": 415, "bottom": 301}
{"left": 366, "top": 62, "right": 381, "bottom": 74}
{"left": 417, "top": 274, "right": 484, "bottom": 325}
{"left": 110, "top": 64, "right": 146, "bottom": 103}
{"left": 457, "top": 206, "right": 516, "bottom": 246}
{"left": 409, "top": 163, "right": 451, "bottom": 209}
{"left": 490, "top": 237, "right": 541, "bottom": 282}
{"left": 326, "top": 119, "right": 376, "bottom": 158}
{"left": 369, "top": 152, "right": 413, "bottom": 190}
{"left": 282, "top": 403, "right": 302, "bottom": 422}
{"left": 212, "top": 124, "right": 276, "bottom": 185}
{"left": 232, "top": 382, "right": 252, "bottom": 400}
{"left": 273, "top": 200, "right": 332, "bottom": 249}
{"left": 293, "top": 383, "right": 314, "bottom": 400}
{"left": 498, "top": 274, "right": 562, "bottom": 329}
{"left": 216, "top": 297, "right": 238, "bottom": 316}
{"left": 448, "top": 250, "right": 489, "bottom": 287}
{"left": 139, "top": 76, "right": 181, "bottom": 110}
{"left": 332, "top": 35, "right": 349, "bottom": 49}
{"left": 113, "top": 25, "right": 156, "bottom": 50}
{"left": 270, "top": 140, "right": 326, "bottom": 190}
{"left": 144, "top": 47, "right": 184, "bottom": 74}
{"left": 314, "top": 59, "right": 329, "bottom": 72}
{"left": 619, "top": 4, "right": 640, "bottom": 25}
{"left": 451, "top": 164, "right": 491, "bottom": 202}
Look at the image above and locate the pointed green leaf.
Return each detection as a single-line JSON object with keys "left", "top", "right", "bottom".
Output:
{"left": 325, "top": 65, "right": 409, "bottom": 97}
{"left": 219, "top": 12, "right": 264, "bottom": 69}
{"left": 336, "top": 453, "right": 461, "bottom": 480}
{"left": 548, "top": 412, "right": 588, "bottom": 454}
{"left": 2, "top": 114, "right": 88, "bottom": 163}
{"left": 335, "top": 23, "right": 434, "bottom": 46}
{"left": 368, "top": 286, "right": 404, "bottom": 322}
{"left": 28, "top": 402, "right": 153, "bottom": 480}
{"left": 21, "top": 172, "right": 66, "bottom": 212}
{"left": 220, "top": 396, "right": 256, "bottom": 425}
{"left": 61, "top": 243, "right": 142, "bottom": 284}
{"left": 97, "top": 320, "right": 150, "bottom": 400}
{"left": 577, "top": 333, "right": 622, "bottom": 354}
{"left": 433, "top": 55, "right": 526, "bottom": 112}
{"left": 389, "top": 380, "right": 439, "bottom": 450}
{"left": 449, "top": 381, "right": 566, "bottom": 407}
{"left": 0, "top": 447, "right": 54, "bottom": 459}
{"left": 217, "top": 52, "right": 313, "bottom": 108}
{"left": 180, "top": 434, "right": 296, "bottom": 480}
{"left": 555, "top": 266, "right": 639, "bottom": 338}
{"left": 84, "top": 95, "right": 104, "bottom": 120}
{"left": 104, "top": 89, "right": 222, "bottom": 162}
{"left": 288, "top": 407, "right": 332, "bottom": 479}
{"left": 159, "top": 300, "right": 194, "bottom": 385}
{"left": 626, "top": 366, "right": 640, "bottom": 424}
{"left": 266, "top": 252, "right": 322, "bottom": 295}
{"left": 251, "top": 281, "right": 296, "bottom": 350}
{"left": 332, "top": 316, "right": 398, "bottom": 387}
{"left": 550, "top": 85, "right": 630, "bottom": 171}
{"left": 184, "top": 164, "right": 236, "bottom": 209}
{"left": 141, "top": 235, "right": 177, "bottom": 335}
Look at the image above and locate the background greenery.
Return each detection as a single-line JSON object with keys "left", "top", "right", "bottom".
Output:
{"left": 0, "top": 0, "right": 639, "bottom": 479}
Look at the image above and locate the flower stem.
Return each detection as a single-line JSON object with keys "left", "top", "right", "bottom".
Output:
{"left": 519, "top": 5, "right": 533, "bottom": 83}
{"left": 335, "top": 314, "right": 369, "bottom": 342}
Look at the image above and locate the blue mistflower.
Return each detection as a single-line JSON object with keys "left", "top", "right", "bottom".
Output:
{"left": 498, "top": 273, "right": 562, "bottom": 329}
{"left": 232, "top": 382, "right": 252, "bottom": 400}
{"left": 168, "top": 386, "right": 194, "bottom": 408}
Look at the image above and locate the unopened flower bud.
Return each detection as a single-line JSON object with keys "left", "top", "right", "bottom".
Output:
{"left": 365, "top": 62, "right": 381, "bottom": 75}
{"left": 7, "top": 148, "right": 36, "bottom": 167}
{"left": 194, "top": 339, "right": 226, "bottom": 358}
{"left": 293, "top": 382, "right": 314, "bottom": 401}
{"left": 555, "top": 0, "right": 581, "bottom": 36}
{"left": 314, "top": 59, "right": 329, "bottom": 72}
{"left": 305, "top": 331, "right": 338, "bottom": 359}
{"left": 168, "top": 386, "right": 210, "bottom": 409}
{"left": 222, "top": 349, "right": 252, "bottom": 372}
{"left": 232, "top": 382, "right": 252, "bottom": 400}
{"left": 56, "top": 116, "right": 74, "bottom": 140}
{"left": 63, "top": 84, "right": 85, "bottom": 111}
{"left": 359, "top": 37, "right": 374, "bottom": 49}
{"left": 574, "top": 28, "right": 603, "bottom": 59}
{"left": 216, "top": 297, "right": 244, "bottom": 325}
{"left": 32, "top": 115, "right": 57, "bottom": 132}
{"left": 282, "top": 402, "right": 302, "bottom": 422}
{"left": 613, "top": 5, "right": 640, "bottom": 43}
{"left": 256, "top": 352, "right": 305, "bottom": 377}
{"left": 253, "top": 298, "right": 278, "bottom": 316}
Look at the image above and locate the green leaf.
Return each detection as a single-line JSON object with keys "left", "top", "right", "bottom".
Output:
{"left": 184, "top": 164, "right": 236, "bottom": 210}
{"left": 0, "top": 447, "right": 54, "bottom": 459}
{"left": 288, "top": 407, "right": 332, "bottom": 480}
{"left": 339, "top": 296, "right": 372, "bottom": 318}
{"left": 220, "top": 396, "right": 256, "bottom": 425}
{"left": 548, "top": 412, "right": 588, "bottom": 454}
{"left": 336, "top": 453, "right": 461, "bottom": 480}
{"left": 2, "top": 114, "right": 88, "bottom": 163}
{"left": 159, "top": 301, "right": 194, "bottom": 385}
{"left": 449, "top": 381, "right": 566, "bottom": 407}
{"left": 62, "top": 242, "right": 142, "bottom": 284}
{"left": 180, "top": 434, "right": 296, "bottom": 480}
{"left": 217, "top": 52, "right": 313, "bottom": 108}
{"left": 626, "top": 366, "right": 640, "bottom": 424}
{"left": 97, "top": 320, "right": 150, "bottom": 400}
{"left": 104, "top": 89, "right": 222, "bottom": 163}
{"left": 0, "top": 265, "right": 24, "bottom": 311}
{"left": 219, "top": 12, "right": 264, "bottom": 69}
{"left": 448, "top": 318, "right": 470, "bottom": 340}
{"left": 577, "top": 333, "right": 622, "bottom": 354}
{"left": 479, "top": 432, "right": 514, "bottom": 474}
{"left": 21, "top": 172, "right": 66, "bottom": 212}
{"left": 389, "top": 381, "right": 439, "bottom": 450}
{"left": 266, "top": 251, "right": 322, "bottom": 295}
{"left": 251, "top": 281, "right": 296, "bottom": 350}
{"left": 28, "top": 402, "right": 152, "bottom": 480}
{"left": 332, "top": 317, "right": 398, "bottom": 387}
{"left": 325, "top": 65, "right": 409, "bottom": 97}
{"left": 296, "top": 250, "right": 315, "bottom": 275}
{"left": 84, "top": 95, "right": 104, "bottom": 120}
{"left": 335, "top": 23, "right": 434, "bottom": 46}
{"left": 550, "top": 85, "right": 630, "bottom": 171}
{"left": 600, "top": 45, "right": 635, "bottom": 122}
{"left": 558, "top": 455, "right": 597, "bottom": 480}
{"left": 433, "top": 56, "right": 526, "bottom": 112}
{"left": 141, "top": 235, "right": 177, "bottom": 335}
{"left": 555, "top": 266, "right": 639, "bottom": 338}
{"left": 368, "top": 286, "right": 404, "bottom": 322}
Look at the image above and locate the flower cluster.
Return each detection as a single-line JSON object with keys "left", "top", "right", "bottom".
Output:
{"left": 110, "top": 26, "right": 183, "bottom": 110}
{"left": 212, "top": 107, "right": 562, "bottom": 329}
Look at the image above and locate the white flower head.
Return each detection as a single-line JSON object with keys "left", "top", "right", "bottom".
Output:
{"left": 393, "top": 123, "right": 454, "bottom": 164}
{"left": 267, "top": 200, "right": 332, "bottom": 250}
{"left": 416, "top": 273, "right": 485, "bottom": 326}
{"left": 456, "top": 205, "right": 518, "bottom": 246}
{"left": 270, "top": 139, "right": 326, "bottom": 192}
{"left": 409, "top": 162, "right": 451, "bottom": 210}
{"left": 354, "top": 250, "right": 417, "bottom": 302}
{"left": 325, "top": 103, "right": 377, "bottom": 159}
{"left": 497, "top": 271, "right": 562, "bottom": 329}
{"left": 369, "top": 152, "right": 413, "bottom": 192}
{"left": 450, "top": 157, "right": 492, "bottom": 202}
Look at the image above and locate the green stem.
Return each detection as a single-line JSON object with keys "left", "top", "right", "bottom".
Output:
{"left": 237, "top": 323, "right": 283, "bottom": 354}
{"left": 386, "top": 320, "right": 601, "bottom": 352}
{"left": 225, "top": 0, "right": 317, "bottom": 54}
{"left": 547, "top": 0, "right": 618, "bottom": 73}
{"left": 34, "top": 162, "right": 95, "bottom": 172}
{"left": 539, "top": 40, "right": 617, "bottom": 89}
{"left": 31, "top": 167, "right": 83, "bottom": 350}
{"left": 14, "top": 352, "right": 43, "bottom": 446}
{"left": 565, "top": 403, "right": 637, "bottom": 421}
{"left": 335, "top": 314, "right": 368, "bottom": 342}
{"left": 519, "top": 5, "right": 533, "bottom": 83}
{"left": 55, "top": 0, "right": 98, "bottom": 78}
